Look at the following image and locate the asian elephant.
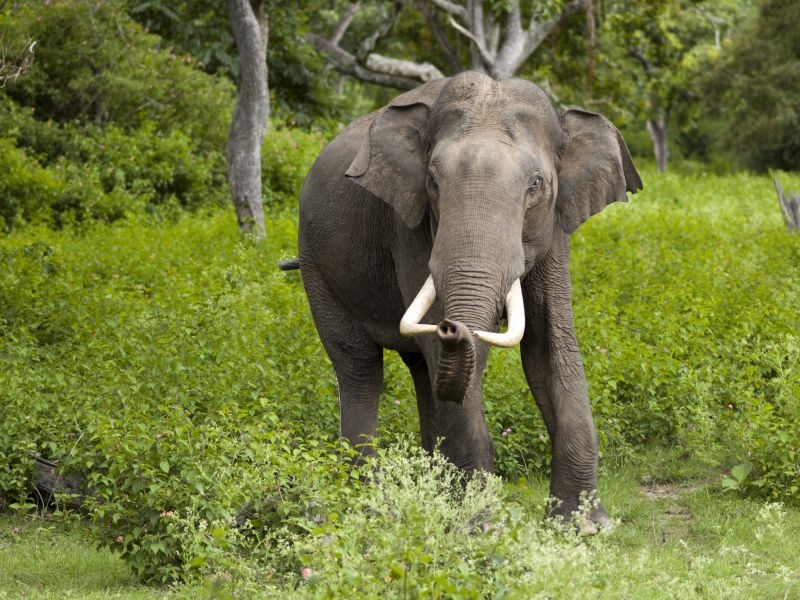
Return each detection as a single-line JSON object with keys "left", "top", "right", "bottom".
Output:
{"left": 296, "top": 71, "right": 642, "bottom": 530}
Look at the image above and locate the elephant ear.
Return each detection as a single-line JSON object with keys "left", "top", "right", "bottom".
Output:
{"left": 345, "top": 79, "right": 449, "bottom": 229}
{"left": 556, "top": 109, "right": 643, "bottom": 234}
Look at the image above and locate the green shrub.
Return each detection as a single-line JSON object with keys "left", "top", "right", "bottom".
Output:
{"left": 0, "top": 0, "right": 234, "bottom": 149}
{"left": 571, "top": 168, "right": 800, "bottom": 498}
{"left": 0, "top": 0, "right": 235, "bottom": 229}
{"left": 83, "top": 401, "right": 357, "bottom": 582}
{"left": 0, "top": 126, "right": 225, "bottom": 229}
{"left": 0, "top": 212, "right": 346, "bottom": 580}
{"left": 0, "top": 138, "right": 61, "bottom": 229}
{"left": 261, "top": 125, "right": 326, "bottom": 210}
{"left": 71, "top": 122, "right": 227, "bottom": 214}
{"left": 288, "top": 442, "right": 601, "bottom": 599}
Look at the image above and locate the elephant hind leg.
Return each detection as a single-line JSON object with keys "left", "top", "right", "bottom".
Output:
{"left": 303, "top": 273, "right": 384, "bottom": 459}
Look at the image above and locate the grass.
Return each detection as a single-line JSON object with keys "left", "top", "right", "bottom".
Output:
{"left": 0, "top": 515, "right": 172, "bottom": 599}
{"left": 2, "top": 449, "right": 798, "bottom": 599}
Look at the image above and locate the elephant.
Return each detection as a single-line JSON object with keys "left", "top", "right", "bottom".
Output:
{"left": 295, "top": 71, "right": 642, "bottom": 530}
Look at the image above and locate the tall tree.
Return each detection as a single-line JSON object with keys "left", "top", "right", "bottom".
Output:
{"left": 309, "top": 0, "right": 586, "bottom": 89}
{"left": 126, "top": 0, "right": 343, "bottom": 127}
{"left": 226, "top": 0, "right": 268, "bottom": 239}
{"left": 601, "top": 0, "right": 741, "bottom": 172}
{"left": 703, "top": 0, "right": 799, "bottom": 171}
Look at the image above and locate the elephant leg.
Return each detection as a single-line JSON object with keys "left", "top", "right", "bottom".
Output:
{"left": 399, "top": 351, "right": 435, "bottom": 453}
{"left": 400, "top": 350, "right": 494, "bottom": 474}
{"left": 303, "top": 273, "right": 383, "bottom": 459}
{"left": 434, "top": 379, "right": 495, "bottom": 475}
{"left": 520, "top": 238, "right": 609, "bottom": 531}
{"left": 334, "top": 344, "right": 383, "bottom": 459}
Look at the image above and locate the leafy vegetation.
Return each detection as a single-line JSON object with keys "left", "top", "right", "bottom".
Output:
{"left": 1, "top": 0, "right": 798, "bottom": 594}
{"left": 0, "top": 1, "right": 326, "bottom": 230}
{"left": 702, "top": 0, "right": 800, "bottom": 171}
{"left": 1, "top": 0, "right": 234, "bottom": 139}
{"left": 1, "top": 166, "right": 798, "bottom": 586}
{"left": 2, "top": 450, "right": 799, "bottom": 598}
{"left": 124, "top": 0, "right": 349, "bottom": 127}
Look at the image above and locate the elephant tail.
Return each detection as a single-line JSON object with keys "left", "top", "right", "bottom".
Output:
{"left": 278, "top": 257, "right": 300, "bottom": 271}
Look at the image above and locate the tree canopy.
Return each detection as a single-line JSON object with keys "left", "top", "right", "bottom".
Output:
{"left": 1, "top": 0, "right": 795, "bottom": 176}
{"left": 703, "top": 0, "right": 800, "bottom": 171}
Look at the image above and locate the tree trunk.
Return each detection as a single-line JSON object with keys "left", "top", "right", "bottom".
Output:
{"left": 773, "top": 176, "right": 800, "bottom": 232}
{"left": 226, "top": 0, "right": 269, "bottom": 239}
{"left": 312, "top": 0, "right": 582, "bottom": 89}
{"left": 646, "top": 114, "right": 669, "bottom": 173}
{"left": 586, "top": 0, "right": 595, "bottom": 96}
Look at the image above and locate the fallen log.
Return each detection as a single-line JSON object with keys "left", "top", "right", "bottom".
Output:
{"left": 32, "top": 456, "right": 90, "bottom": 510}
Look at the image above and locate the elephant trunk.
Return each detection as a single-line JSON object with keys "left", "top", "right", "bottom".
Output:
{"left": 434, "top": 319, "right": 476, "bottom": 404}
{"left": 433, "top": 271, "right": 523, "bottom": 404}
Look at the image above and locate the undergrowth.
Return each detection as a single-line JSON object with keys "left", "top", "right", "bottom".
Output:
{"left": 1, "top": 168, "right": 799, "bottom": 583}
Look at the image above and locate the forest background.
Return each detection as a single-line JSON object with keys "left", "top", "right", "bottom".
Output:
{"left": 1, "top": 0, "right": 799, "bottom": 597}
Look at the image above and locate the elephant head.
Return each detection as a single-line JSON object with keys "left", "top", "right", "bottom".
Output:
{"left": 346, "top": 72, "right": 641, "bottom": 405}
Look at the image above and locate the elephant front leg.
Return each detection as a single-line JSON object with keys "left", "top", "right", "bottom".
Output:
{"left": 520, "top": 251, "right": 610, "bottom": 533}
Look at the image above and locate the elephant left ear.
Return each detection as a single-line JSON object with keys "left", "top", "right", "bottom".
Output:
{"left": 556, "top": 109, "right": 643, "bottom": 234}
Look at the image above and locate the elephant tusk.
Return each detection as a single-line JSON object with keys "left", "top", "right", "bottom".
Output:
{"left": 473, "top": 279, "right": 525, "bottom": 348}
{"left": 399, "top": 274, "right": 438, "bottom": 337}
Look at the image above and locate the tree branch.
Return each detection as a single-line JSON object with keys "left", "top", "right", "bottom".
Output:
{"left": 356, "top": 1, "right": 403, "bottom": 61}
{"left": 488, "top": 0, "right": 583, "bottom": 79}
{"left": 523, "top": 0, "right": 584, "bottom": 54}
{"left": 417, "top": 0, "right": 460, "bottom": 72}
{"left": 508, "top": 1, "right": 523, "bottom": 37}
{"left": 774, "top": 176, "right": 800, "bottom": 232}
{"left": 0, "top": 36, "right": 36, "bottom": 87}
{"left": 629, "top": 46, "right": 654, "bottom": 76}
{"left": 331, "top": 2, "right": 362, "bottom": 46}
{"left": 366, "top": 53, "right": 444, "bottom": 81}
{"left": 467, "top": 0, "right": 491, "bottom": 71}
{"left": 485, "top": 12, "right": 500, "bottom": 57}
{"left": 428, "top": 0, "right": 468, "bottom": 21}
{"left": 307, "top": 33, "right": 423, "bottom": 90}
{"left": 448, "top": 15, "right": 494, "bottom": 67}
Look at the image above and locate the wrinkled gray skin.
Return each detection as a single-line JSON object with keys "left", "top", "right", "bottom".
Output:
{"left": 298, "top": 72, "right": 642, "bottom": 529}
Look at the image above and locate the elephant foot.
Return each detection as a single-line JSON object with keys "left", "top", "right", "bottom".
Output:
{"left": 547, "top": 495, "right": 612, "bottom": 536}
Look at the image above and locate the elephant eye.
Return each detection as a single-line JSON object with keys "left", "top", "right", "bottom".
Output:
{"left": 527, "top": 176, "right": 543, "bottom": 195}
{"left": 426, "top": 169, "right": 439, "bottom": 196}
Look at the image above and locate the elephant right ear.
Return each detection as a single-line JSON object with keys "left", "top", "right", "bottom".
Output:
{"left": 346, "top": 79, "right": 449, "bottom": 229}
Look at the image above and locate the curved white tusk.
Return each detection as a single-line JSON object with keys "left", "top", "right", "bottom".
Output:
{"left": 473, "top": 279, "right": 525, "bottom": 348}
{"left": 399, "top": 274, "right": 438, "bottom": 337}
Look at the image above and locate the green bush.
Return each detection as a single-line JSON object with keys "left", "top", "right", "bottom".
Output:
{"left": 73, "top": 122, "right": 227, "bottom": 214}
{"left": 0, "top": 213, "right": 346, "bottom": 581}
{"left": 261, "top": 126, "right": 326, "bottom": 210}
{"left": 0, "top": 0, "right": 234, "bottom": 149}
{"left": 0, "top": 138, "right": 61, "bottom": 229}
{"left": 571, "top": 169, "right": 800, "bottom": 498}
{"left": 287, "top": 443, "right": 601, "bottom": 598}
{"left": 0, "top": 0, "right": 238, "bottom": 230}
{"left": 0, "top": 125, "right": 226, "bottom": 229}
